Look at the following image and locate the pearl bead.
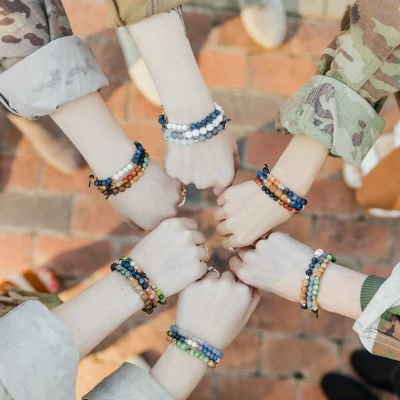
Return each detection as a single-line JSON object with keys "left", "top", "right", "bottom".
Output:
{"left": 217, "top": 115, "right": 223, "bottom": 123}
{"left": 113, "top": 174, "right": 119, "bottom": 180}
{"left": 181, "top": 139, "right": 188, "bottom": 145}
{"left": 187, "top": 340, "right": 192, "bottom": 346}
{"left": 188, "top": 138, "right": 194, "bottom": 145}
{"left": 314, "top": 249, "right": 324, "bottom": 257}
{"left": 185, "top": 130, "right": 193, "bottom": 139}
{"left": 167, "top": 123, "right": 172, "bottom": 129}
{"left": 123, "top": 167, "right": 128, "bottom": 173}
{"left": 128, "top": 164, "right": 133, "bottom": 170}
{"left": 165, "top": 129, "right": 172, "bottom": 138}
{"left": 174, "top": 138, "right": 180, "bottom": 144}
{"left": 212, "top": 119, "right": 219, "bottom": 127}
{"left": 118, "top": 171, "right": 124, "bottom": 177}
{"left": 192, "top": 129, "right": 200, "bottom": 137}
{"left": 200, "top": 127, "right": 207, "bottom": 135}
{"left": 182, "top": 125, "right": 188, "bottom": 131}
{"left": 168, "top": 137, "right": 174, "bottom": 143}
{"left": 177, "top": 124, "right": 182, "bottom": 131}
{"left": 172, "top": 124, "right": 177, "bottom": 130}
{"left": 206, "top": 123, "right": 214, "bottom": 131}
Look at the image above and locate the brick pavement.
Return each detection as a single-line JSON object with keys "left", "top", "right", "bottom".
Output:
{"left": 0, "top": 1, "right": 399, "bottom": 399}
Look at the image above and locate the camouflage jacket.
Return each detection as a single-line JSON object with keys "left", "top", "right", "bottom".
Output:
{"left": 276, "top": 0, "right": 400, "bottom": 166}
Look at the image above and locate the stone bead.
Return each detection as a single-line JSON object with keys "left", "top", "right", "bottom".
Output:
{"left": 270, "top": 185, "right": 277, "bottom": 192}
{"left": 200, "top": 127, "right": 207, "bottom": 135}
{"left": 300, "top": 293, "right": 307, "bottom": 300}
{"left": 302, "top": 279, "right": 309, "bottom": 286}
{"left": 206, "top": 123, "right": 214, "bottom": 131}
{"left": 199, "top": 135, "right": 206, "bottom": 142}
{"left": 185, "top": 130, "right": 193, "bottom": 138}
{"left": 206, "top": 132, "right": 213, "bottom": 139}
{"left": 265, "top": 181, "right": 272, "bottom": 188}
{"left": 275, "top": 189, "right": 283, "bottom": 197}
{"left": 301, "top": 287, "right": 308, "bottom": 293}
{"left": 192, "top": 129, "right": 200, "bottom": 137}
{"left": 314, "top": 249, "right": 324, "bottom": 257}
{"left": 316, "top": 272, "right": 322, "bottom": 278}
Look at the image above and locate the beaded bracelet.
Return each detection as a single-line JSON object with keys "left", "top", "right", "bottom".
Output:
{"left": 159, "top": 103, "right": 230, "bottom": 145}
{"left": 89, "top": 142, "right": 149, "bottom": 199}
{"left": 254, "top": 164, "right": 307, "bottom": 214}
{"left": 166, "top": 325, "right": 223, "bottom": 369}
{"left": 299, "top": 249, "right": 337, "bottom": 317}
{"left": 111, "top": 256, "right": 166, "bottom": 314}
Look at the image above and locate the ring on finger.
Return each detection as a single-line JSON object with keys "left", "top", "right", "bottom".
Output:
{"left": 207, "top": 266, "right": 221, "bottom": 279}
{"left": 178, "top": 186, "right": 187, "bottom": 207}
{"left": 198, "top": 244, "right": 210, "bottom": 263}
{"left": 223, "top": 235, "right": 236, "bottom": 253}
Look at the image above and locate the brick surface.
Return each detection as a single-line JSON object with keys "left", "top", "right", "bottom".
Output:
{"left": 262, "top": 337, "right": 338, "bottom": 378}
{"left": 247, "top": 292, "right": 303, "bottom": 334}
{"left": 280, "top": 215, "right": 312, "bottom": 243}
{"left": 340, "top": 342, "right": 362, "bottom": 376}
{"left": 0, "top": 192, "right": 71, "bottom": 232}
{"left": 198, "top": 50, "right": 247, "bottom": 89}
{"left": 299, "top": 381, "right": 326, "bottom": 400}
{"left": 219, "top": 333, "right": 260, "bottom": 372}
{"left": 306, "top": 179, "right": 361, "bottom": 216}
{"left": 1, "top": 117, "right": 33, "bottom": 149}
{"left": 246, "top": 132, "right": 292, "bottom": 167}
{"left": 217, "top": 376, "right": 296, "bottom": 400}
{"left": 250, "top": 55, "right": 316, "bottom": 96}
{"left": 360, "top": 263, "right": 394, "bottom": 279}
{"left": 304, "top": 312, "right": 356, "bottom": 340}
{"left": 0, "top": 154, "right": 40, "bottom": 190}
{"left": 314, "top": 219, "right": 392, "bottom": 259}
{"left": 292, "top": 20, "right": 339, "bottom": 57}
{"left": 188, "top": 377, "right": 212, "bottom": 400}
{"left": 34, "top": 236, "right": 113, "bottom": 276}
{"left": 100, "top": 83, "right": 129, "bottom": 119}
{"left": 0, "top": 234, "right": 32, "bottom": 276}
{"left": 183, "top": 11, "right": 213, "bottom": 49}
{"left": 130, "top": 85, "right": 161, "bottom": 121}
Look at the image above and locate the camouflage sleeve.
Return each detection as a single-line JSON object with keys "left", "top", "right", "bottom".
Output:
{"left": 0, "top": 0, "right": 108, "bottom": 119}
{"left": 276, "top": 0, "right": 400, "bottom": 166}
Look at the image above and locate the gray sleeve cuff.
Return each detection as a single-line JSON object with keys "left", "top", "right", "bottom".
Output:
{"left": 0, "top": 35, "right": 109, "bottom": 119}
{"left": 0, "top": 300, "right": 79, "bottom": 400}
{"left": 83, "top": 363, "right": 174, "bottom": 400}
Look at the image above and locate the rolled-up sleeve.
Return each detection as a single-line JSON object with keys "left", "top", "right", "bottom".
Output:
{"left": 83, "top": 363, "right": 174, "bottom": 400}
{"left": 0, "top": 0, "right": 108, "bottom": 119}
{"left": 276, "top": 0, "right": 400, "bottom": 166}
{"left": 0, "top": 301, "right": 79, "bottom": 400}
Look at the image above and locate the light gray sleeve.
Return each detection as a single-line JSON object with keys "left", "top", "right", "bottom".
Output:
{"left": 0, "top": 35, "right": 108, "bottom": 119}
{"left": 83, "top": 363, "right": 174, "bottom": 400}
{"left": 0, "top": 301, "right": 79, "bottom": 400}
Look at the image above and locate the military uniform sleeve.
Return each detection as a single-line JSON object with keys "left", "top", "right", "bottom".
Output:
{"left": 276, "top": 0, "right": 400, "bottom": 165}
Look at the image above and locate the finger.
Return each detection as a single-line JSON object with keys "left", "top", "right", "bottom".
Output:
{"left": 220, "top": 270, "right": 236, "bottom": 282}
{"left": 178, "top": 218, "right": 198, "bottom": 230}
{"left": 229, "top": 255, "right": 242, "bottom": 277}
{"left": 213, "top": 185, "right": 226, "bottom": 197}
{"left": 191, "top": 231, "right": 206, "bottom": 245}
{"left": 226, "top": 234, "right": 243, "bottom": 249}
{"left": 194, "top": 262, "right": 208, "bottom": 281}
{"left": 213, "top": 207, "right": 226, "bottom": 222}
{"left": 216, "top": 192, "right": 226, "bottom": 206}
{"left": 238, "top": 247, "right": 252, "bottom": 260}
{"left": 215, "top": 221, "right": 232, "bottom": 236}
{"left": 242, "top": 288, "right": 260, "bottom": 326}
{"left": 233, "top": 147, "right": 240, "bottom": 174}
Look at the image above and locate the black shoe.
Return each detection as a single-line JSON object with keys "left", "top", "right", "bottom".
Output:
{"left": 321, "top": 373, "right": 379, "bottom": 400}
{"left": 351, "top": 350, "right": 399, "bottom": 392}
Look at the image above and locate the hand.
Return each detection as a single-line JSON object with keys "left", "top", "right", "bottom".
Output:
{"left": 109, "top": 161, "right": 183, "bottom": 231}
{"left": 214, "top": 180, "right": 291, "bottom": 248}
{"left": 165, "top": 130, "right": 239, "bottom": 194}
{"left": 129, "top": 218, "right": 208, "bottom": 297}
{"left": 229, "top": 232, "right": 313, "bottom": 302}
{"left": 175, "top": 271, "right": 259, "bottom": 349}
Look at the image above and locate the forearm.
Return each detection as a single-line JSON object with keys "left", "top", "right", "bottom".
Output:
{"left": 50, "top": 92, "right": 133, "bottom": 178}
{"left": 128, "top": 10, "right": 214, "bottom": 122}
{"left": 52, "top": 271, "right": 142, "bottom": 358}
{"left": 151, "top": 339, "right": 208, "bottom": 400}
{"left": 271, "top": 135, "right": 329, "bottom": 197}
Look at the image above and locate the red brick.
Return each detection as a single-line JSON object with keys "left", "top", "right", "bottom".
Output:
{"left": 0, "top": 234, "right": 32, "bottom": 277}
{"left": 248, "top": 292, "right": 303, "bottom": 334}
{"left": 299, "top": 382, "right": 326, "bottom": 400}
{"left": 306, "top": 179, "right": 361, "bottom": 216}
{"left": 130, "top": 85, "right": 161, "bottom": 120}
{"left": 292, "top": 20, "right": 339, "bottom": 57}
{"left": 198, "top": 50, "right": 247, "bottom": 89}
{"left": 43, "top": 163, "right": 94, "bottom": 195}
{"left": 262, "top": 337, "right": 338, "bottom": 378}
{"left": 3, "top": 119, "right": 33, "bottom": 149}
{"left": 304, "top": 311, "right": 356, "bottom": 340}
{"left": 280, "top": 215, "right": 312, "bottom": 243}
{"left": 90, "top": 40, "right": 129, "bottom": 83}
{"left": 360, "top": 263, "right": 393, "bottom": 279}
{"left": 395, "top": 223, "right": 400, "bottom": 259}
{"left": 219, "top": 333, "right": 260, "bottom": 372}
{"left": 34, "top": 236, "right": 113, "bottom": 276}
{"left": 246, "top": 132, "right": 292, "bottom": 167}
{"left": 319, "top": 157, "right": 344, "bottom": 179}
{"left": 0, "top": 154, "right": 40, "bottom": 190}
{"left": 71, "top": 196, "right": 143, "bottom": 236}
{"left": 62, "top": 0, "right": 108, "bottom": 37}
{"left": 188, "top": 377, "right": 212, "bottom": 400}
{"left": 183, "top": 11, "right": 213, "bottom": 49}
{"left": 250, "top": 55, "right": 316, "bottom": 96}
{"left": 314, "top": 219, "right": 392, "bottom": 259}
{"left": 217, "top": 376, "right": 295, "bottom": 400}
{"left": 121, "top": 122, "right": 165, "bottom": 160}
{"left": 340, "top": 343, "right": 362, "bottom": 377}
{"left": 100, "top": 83, "right": 129, "bottom": 119}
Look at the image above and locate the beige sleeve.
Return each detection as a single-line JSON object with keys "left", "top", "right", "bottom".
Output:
{"left": 104, "top": 0, "right": 188, "bottom": 28}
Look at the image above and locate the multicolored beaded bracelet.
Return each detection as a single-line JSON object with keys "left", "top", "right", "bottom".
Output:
{"left": 166, "top": 325, "right": 223, "bottom": 369}
{"left": 159, "top": 103, "right": 230, "bottom": 145}
{"left": 89, "top": 142, "right": 149, "bottom": 199}
{"left": 254, "top": 164, "right": 308, "bottom": 214}
{"left": 111, "top": 257, "right": 166, "bottom": 314}
{"left": 299, "top": 249, "right": 337, "bottom": 318}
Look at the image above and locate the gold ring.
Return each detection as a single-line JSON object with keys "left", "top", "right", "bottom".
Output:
{"left": 199, "top": 244, "right": 210, "bottom": 263}
{"left": 178, "top": 186, "right": 187, "bottom": 207}
{"left": 207, "top": 266, "right": 221, "bottom": 279}
{"left": 223, "top": 236, "right": 235, "bottom": 253}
